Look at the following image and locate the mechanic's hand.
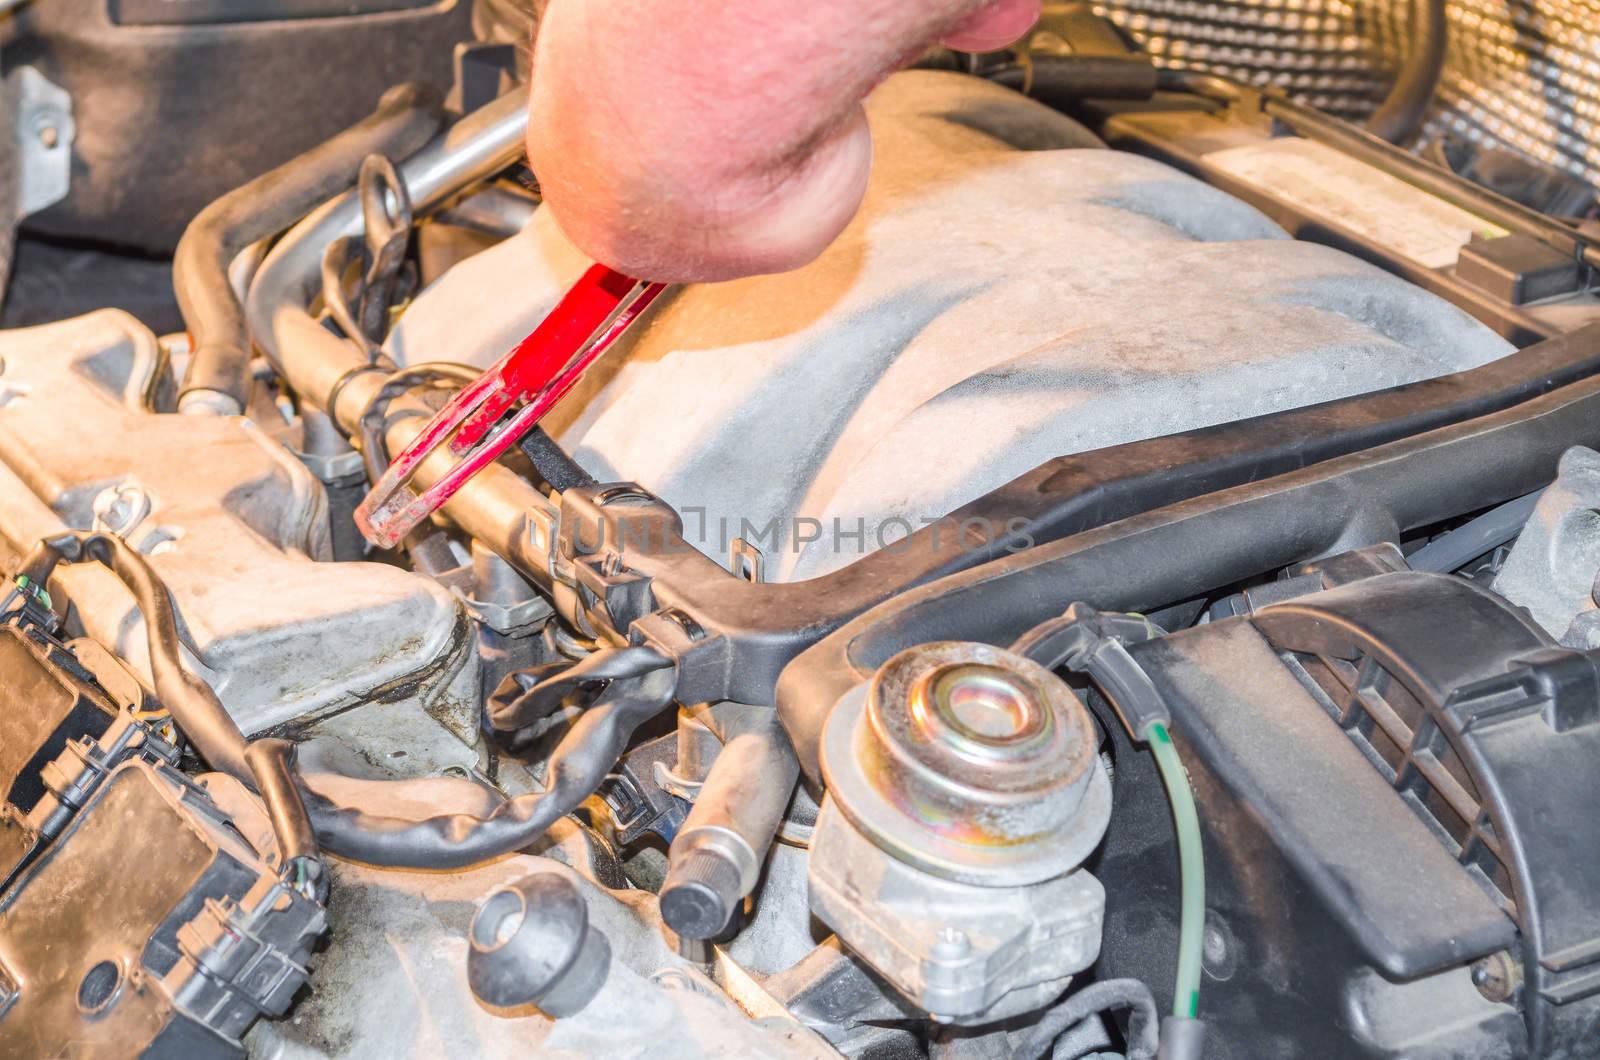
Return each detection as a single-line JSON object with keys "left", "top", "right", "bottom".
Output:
{"left": 527, "top": 0, "right": 1040, "bottom": 283}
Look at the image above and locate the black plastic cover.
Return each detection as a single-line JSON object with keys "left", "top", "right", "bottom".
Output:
{"left": 1130, "top": 618, "right": 1518, "bottom": 978}
{"left": 0, "top": 760, "right": 324, "bottom": 1057}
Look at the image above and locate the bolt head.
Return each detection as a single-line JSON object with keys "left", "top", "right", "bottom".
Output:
{"left": 1470, "top": 952, "right": 1519, "bottom": 1003}
{"left": 931, "top": 927, "right": 971, "bottom": 959}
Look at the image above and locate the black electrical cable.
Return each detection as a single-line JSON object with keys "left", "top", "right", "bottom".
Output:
{"left": 517, "top": 426, "right": 597, "bottom": 493}
{"left": 356, "top": 361, "right": 481, "bottom": 483}
{"left": 1010, "top": 606, "right": 1208, "bottom": 1054}
{"left": 488, "top": 645, "right": 674, "bottom": 732}
{"left": 1017, "top": 979, "right": 1160, "bottom": 1060}
{"left": 13, "top": 533, "right": 677, "bottom": 872}
{"left": 299, "top": 663, "right": 676, "bottom": 868}
{"left": 354, "top": 361, "right": 481, "bottom": 572}
{"left": 355, "top": 362, "right": 596, "bottom": 497}
{"left": 16, "top": 533, "right": 312, "bottom": 878}
{"left": 246, "top": 738, "right": 328, "bottom": 902}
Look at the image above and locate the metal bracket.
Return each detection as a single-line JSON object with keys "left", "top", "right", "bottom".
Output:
{"left": 11, "top": 66, "right": 74, "bottom": 220}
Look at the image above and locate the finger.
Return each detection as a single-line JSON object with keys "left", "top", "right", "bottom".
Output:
{"left": 941, "top": 0, "right": 1041, "bottom": 53}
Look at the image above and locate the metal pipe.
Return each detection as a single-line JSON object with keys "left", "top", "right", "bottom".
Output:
{"left": 243, "top": 90, "right": 546, "bottom": 567}
{"left": 245, "top": 89, "right": 529, "bottom": 426}
{"left": 177, "top": 82, "right": 444, "bottom": 415}
{"left": 437, "top": 185, "right": 539, "bottom": 237}
{"left": 658, "top": 704, "right": 801, "bottom": 940}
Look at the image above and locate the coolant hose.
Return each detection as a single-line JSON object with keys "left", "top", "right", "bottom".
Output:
{"left": 1366, "top": 0, "right": 1448, "bottom": 145}
{"left": 175, "top": 82, "right": 445, "bottom": 414}
{"left": 1149, "top": 721, "right": 1204, "bottom": 1022}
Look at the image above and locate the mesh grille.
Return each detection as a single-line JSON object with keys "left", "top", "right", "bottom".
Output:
{"left": 1092, "top": 0, "right": 1600, "bottom": 196}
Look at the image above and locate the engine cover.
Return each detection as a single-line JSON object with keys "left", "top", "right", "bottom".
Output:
{"left": 390, "top": 70, "right": 1513, "bottom": 581}
{"left": 0, "top": 311, "right": 476, "bottom": 735}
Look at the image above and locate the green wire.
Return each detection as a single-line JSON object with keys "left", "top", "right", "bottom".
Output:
{"left": 15, "top": 575, "right": 50, "bottom": 610}
{"left": 1148, "top": 721, "right": 1204, "bottom": 1020}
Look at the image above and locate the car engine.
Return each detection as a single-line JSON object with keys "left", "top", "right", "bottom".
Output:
{"left": 1, "top": 3, "right": 1598, "bottom": 1058}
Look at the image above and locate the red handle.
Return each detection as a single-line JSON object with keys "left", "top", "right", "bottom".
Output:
{"left": 353, "top": 265, "right": 666, "bottom": 549}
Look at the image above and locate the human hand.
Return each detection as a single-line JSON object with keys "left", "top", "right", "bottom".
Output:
{"left": 526, "top": 0, "right": 1041, "bottom": 283}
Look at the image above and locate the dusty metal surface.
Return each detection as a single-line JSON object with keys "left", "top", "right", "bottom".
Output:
{"left": 246, "top": 853, "right": 833, "bottom": 1059}
{"left": 0, "top": 309, "right": 477, "bottom": 734}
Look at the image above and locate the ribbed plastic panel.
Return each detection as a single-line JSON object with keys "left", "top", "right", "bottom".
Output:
{"left": 1093, "top": 0, "right": 1600, "bottom": 192}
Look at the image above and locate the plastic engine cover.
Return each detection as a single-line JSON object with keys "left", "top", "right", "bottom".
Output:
{"left": 390, "top": 70, "right": 1514, "bottom": 582}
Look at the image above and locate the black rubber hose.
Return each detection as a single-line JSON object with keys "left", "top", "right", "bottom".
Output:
{"left": 1365, "top": 0, "right": 1449, "bottom": 145}
{"left": 986, "top": 55, "right": 1160, "bottom": 103}
{"left": 1017, "top": 979, "right": 1160, "bottom": 1060}
{"left": 175, "top": 82, "right": 445, "bottom": 413}
{"left": 18, "top": 531, "right": 678, "bottom": 872}
{"left": 245, "top": 737, "right": 325, "bottom": 896}
{"left": 300, "top": 666, "right": 676, "bottom": 868}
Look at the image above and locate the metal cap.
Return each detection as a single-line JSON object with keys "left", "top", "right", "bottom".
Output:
{"left": 820, "top": 641, "right": 1111, "bottom": 886}
{"left": 659, "top": 848, "right": 741, "bottom": 940}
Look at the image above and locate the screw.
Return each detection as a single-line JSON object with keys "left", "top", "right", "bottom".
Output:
{"left": 1201, "top": 911, "right": 1238, "bottom": 982}
{"left": 931, "top": 927, "right": 971, "bottom": 960}
{"left": 1470, "top": 951, "right": 1521, "bottom": 1003}
{"left": 93, "top": 484, "right": 149, "bottom": 536}
{"left": 31, "top": 112, "right": 62, "bottom": 149}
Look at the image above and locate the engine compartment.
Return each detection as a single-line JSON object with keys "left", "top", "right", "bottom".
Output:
{"left": 2, "top": 8, "right": 1600, "bottom": 1059}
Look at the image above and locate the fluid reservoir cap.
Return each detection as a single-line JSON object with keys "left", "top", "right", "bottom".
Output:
{"left": 467, "top": 869, "right": 611, "bottom": 1018}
